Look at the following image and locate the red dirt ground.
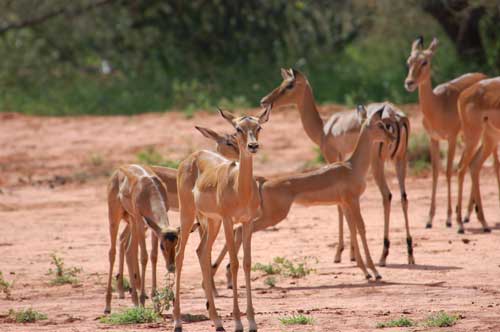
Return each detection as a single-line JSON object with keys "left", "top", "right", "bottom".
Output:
{"left": 1, "top": 105, "right": 500, "bottom": 332}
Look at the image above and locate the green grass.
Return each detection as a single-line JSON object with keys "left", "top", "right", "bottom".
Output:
{"left": 407, "top": 132, "right": 431, "bottom": 175}
{"left": 302, "top": 147, "right": 326, "bottom": 170}
{"left": 136, "top": 147, "right": 179, "bottom": 168}
{"left": 264, "top": 276, "right": 277, "bottom": 288}
{"left": 0, "top": 271, "right": 13, "bottom": 299}
{"left": 8, "top": 308, "right": 48, "bottom": 323}
{"left": 376, "top": 316, "right": 414, "bottom": 328}
{"left": 152, "top": 284, "right": 174, "bottom": 315}
{"left": 100, "top": 307, "right": 160, "bottom": 325}
{"left": 279, "top": 314, "right": 314, "bottom": 325}
{"left": 252, "top": 257, "right": 315, "bottom": 278}
{"left": 425, "top": 311, "right": 459, "bottom": 327}
{"left": 47, "top": 253, "right": 82, "bottom": 285}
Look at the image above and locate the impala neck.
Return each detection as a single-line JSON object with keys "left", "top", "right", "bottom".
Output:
{"left": 418, "top": 75, "right": 439, "bottom": 123}
{"left": 348, "top": 124, "right": 373, "bottom": 177}
{"left": 296, "top": 83, "right": 324, "bottom": 146}
{"left": 237, "top": 149, "right": 254, "bottom": 200}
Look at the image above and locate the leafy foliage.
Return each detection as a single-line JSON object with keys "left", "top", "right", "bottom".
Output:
{"left": 279, "top": 314, "right": 314, "bottom": 325}
{"left": 100, "top": 307, "right": 159, "bottom": 325}
{"left": 425, "top": 311, "right": 459, "bottom": 327}
{"left": 0, "top": 271, "right": 13, "bottom": 299}
{"left": 47, "top": 253, "right": 82, "bottom": 285}
{"left": 8, "top": 308, "right": 48, "bottom": 323}
{"left": 376, "top": 316, "right": 414, "bottom": 328}
{"left": 152, "top": 284, "right": 174, "bottom": 315}
{"left": 136, "top": 147, "right": 179, "bottom": 169}
{"left": 252, "top": 256, "right": 315, "bottom": 278}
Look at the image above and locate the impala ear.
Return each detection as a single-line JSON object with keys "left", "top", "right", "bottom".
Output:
{"left": 280, "top": 68, "right": 289, "bottom": 80}
{"left": 373, "top": 106, "right": 384, "bottom": 121}
{"left": 427, "top": 37, "right": 439, "bottom": 54}
{"left": 412, "top": 35, "right": 424, "bottom": 52}
{"left": 288, "top": 68, "right": 296, "bottom": 79}
{"left": 195, "top": 126, "right": 222, "bottom": 142}
{"left": 258, "top": 106, "right": 271, "bottom": 124}
{"left": 356, "top": 104, "right": 367, "bottom": 122}
{"left": 217, "top": 107, "right": 236, "bottom": 127}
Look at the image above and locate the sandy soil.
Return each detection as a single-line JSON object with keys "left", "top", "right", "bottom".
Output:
{"left": 1, "top": 106, "right": 500, "bottom": 332}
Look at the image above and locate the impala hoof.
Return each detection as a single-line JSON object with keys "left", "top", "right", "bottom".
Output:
{"left": 250, "top": 330, "right": 258, "bottom": 332}
{"left": 463, "top": 217, "right": 470, "bottom": 224}
{"left": 408, "top": 257, "right": 415, "bottom": 265}
{"left": 350, "top": 257, "right": 356, "bottom": 262}
{"left": 375, "top": 274, "right": 382, "bottom": 280}
{"left": 457, "top": 228, "right": 465, "bottom": 234}
{"left": 235, "top": 329, "right": 243, "bottom": 332}
{"left": 174, "top": 327, "right": 182, "bottom": 332}
{"left": 425, "top": 223, "right": 432, "bottom": 229}
{"left": 216, "top": 327, "right": 226, "bottom": 332}
{"left": 104, "top": 308, "right": 111, "bottom": 314}
{"left": 445, "top": 221, "right": 452, "bottom": 228}
{"left": 483, "top": 227, "right": 492, "bottom": 233}
{"left": 365, "top": 273, "right": 372, "bottom": 280}
{"left": 378, "top": 260, "right": 386, "bottom": 267}
{"left": 227, "top": 284, "right": 233, "bottom": 290}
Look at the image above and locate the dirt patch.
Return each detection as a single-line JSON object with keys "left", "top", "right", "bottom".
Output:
{"left": 1, "top": 105, "right": 499, "bottom": 331}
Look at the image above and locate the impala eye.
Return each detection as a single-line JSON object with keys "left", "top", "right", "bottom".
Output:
{"left": 236, "top": 127, "right": 243, "bottom": 134}
{"left": 422, "top": 60, "right": 428, "bottom": 66}
{"left": 286, "top": 82, "right": 294, "bottom": 90}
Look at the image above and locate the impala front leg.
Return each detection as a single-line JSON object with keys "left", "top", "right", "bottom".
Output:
{"left": 242, "top": 222, "right": 257, "bottom": 332}
{"left": 334, "top": 206, "right": 345, "bottom": 263}
{"left": 445, "top": 138, "right": 457, "bottom": 228}
{"left": 426, "top": 138, "right": 440, "bottom": 229}
{"left": 395, "top": 156, "right": 414, "bottom": 264}
{"left": 150, "top": 232, "right": 159, "bottom": 298}
{"left": 223, "top": 218, "right": 243, "bottom": 332}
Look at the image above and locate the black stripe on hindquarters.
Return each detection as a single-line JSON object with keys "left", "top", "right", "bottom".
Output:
{"left": 390, "top": 122, "right": 401, "bottom": 159}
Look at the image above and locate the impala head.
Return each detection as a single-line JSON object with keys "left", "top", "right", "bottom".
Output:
{"left": 260, "top": 68, "right": 307, "bottom": 110}
{"left": 405, "top": 36, "right": 439, "bottom": 92}
{"left": 195, "top": 126, "right": 239, "bottom": 160}
{"left": 218, "top": 107, "right": 270, "bottom": 154}
{"left": 357, "top": 105, "right": 396, "bottom": 144}
{"left": 143, "top": 217, "right": 179, "bottom": 273}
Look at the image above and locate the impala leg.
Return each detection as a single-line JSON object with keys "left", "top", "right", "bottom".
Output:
{"left": 426, "top": 138, "right": 440, "bottom": 229}
{"left": 342, "top": 203, "right": 371, "bottom": 279}
{"left": 150, "top": 232, "right": 159, "bottom": 298}
{"left": 197, "top": 219, "right": 224, "bottom": 331}
{"left": 104, "top": 201, "right": 123, "bottom": 314}
{"left": 125, "top": 219, "right": 140, "bottom": 307}
{"left": 173, "top": 203, "right": 196, "bottom": 332}
{"left": 242, "top": 222, "right": 257, "bottom": 332}
{"left": 334, "top": 207, "right": 345, "bottom": 263}
{"left": 117, "top": 224, "right": 130, "bottom": 299}
{"left": 464, "top": 187, "right": 475, "bottom": 224}
{"left": 493, "top": 149, "right": 500, "bottom": 208}
{"left": 350, "top": 198, "right": 381, "bottom": 280}
{"left": 371, "top": 155, "right": 392, "bottom": 267}
{"left": 224, "top": 227, "right": 243, "bottom": 290}
{"left": 137, "top": 224, "right": 148, "bottom": 306}
{"left": 395, "top": 156, "right": 414, "bottom": 264}
{"left": 445, "top": 138, "right": 457, "bottom": 227}
{"left": 223, "top": 218, "right": 243, "bottom": 332}
{"left": 457, "top": 146, "right": 479, "bottom": 234}
{"left": 470, "top": 138, "right": 495, "bottom": 232}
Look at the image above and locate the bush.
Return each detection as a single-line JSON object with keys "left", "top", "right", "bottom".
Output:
{"left": 376, "top": 316, "right": 414, "bottom": 328}
{"left": 8, "top": 308, "right": 48, "bottom": 323}
{"left": 47, "top": 254, "right": 81, "bottom": 285}
{"left": 100, "top": 307, "right": 159, "bottom": 325}
{"left": 425, "top": 311, "right": 459, "bottom": 327}
{"left": 279, "top": 314, "right": 314, "bottom": 325}
{"left": 136, "top": 147, "right": 179, "bottom": 169}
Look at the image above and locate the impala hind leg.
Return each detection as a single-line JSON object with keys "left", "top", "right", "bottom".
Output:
{"left": 150, "top": 232, "right": 159, "bottom": 298}
{"left": 117, "top": 224, "right": 130, "bottom": 299}
{"left": 334, "top": 207, "right": 346, "bottom": 263}
{"left": 445, "top": 138, "right": 457, "bottom": 227}
{"left": 469, "top": 138, "right": 495, "bottom": 232}
{"left": 104, "top": 201, "right": 123, "bottom": 314}
{"left": 426, "top": 139, "right": 440, "bottom": 229}
{"left": 493, "top": 149, "right": 500, "bottom": 208}
{"left": 242, "top": 222, "right": 257, "bottom": 332}
{"left": 395, "top": 156, "right": 414, "bottom": 264}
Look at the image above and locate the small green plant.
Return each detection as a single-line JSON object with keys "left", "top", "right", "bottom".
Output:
{"left": 302, "top": 147, "right": 326, "bottom": 170}
{"left": 89, "top": 153, "right": 104, "bottom": 167}
{"left": 136, "top": 146, "right": 179, "bottom": 168}
{"left": 152, "top": 283, "right": 175, "bottom": 315}
{"left": 112, "top": 275, "right": 131, "bottom": 293}
{"left": 8, "top": 308, "right": 48, "bottom": 323}
{"left": 252, "top": 257, "right": 315, "bottom": 278}
{"left": 182, "top": 313, "right": 209, "bottom": 322}
{"left": 425, "top": 311, "right": 459, "bottom": 327}
{"left": 0, "top": 271, "right": 13, "bottom": 299}
{"left": 407, "top": 132, "right": 445, "bottom": 176}
{"left": 376, "top": 316, "right": 414, "bottom": 328}
{"left": 47, "top": 254, "right": 81, "bottom": 285}
{"left": 100, "top": 307, "right": 160, "bottom": 325}
{"left": 279, "top": 314, "right": 314, "bottom": 325}
{"left": 264, "top": 276, "right": 277, "bottom": 288}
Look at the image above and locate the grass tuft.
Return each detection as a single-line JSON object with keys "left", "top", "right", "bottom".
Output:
{"left": 425, "top": 311, "right": 459, "bottom": 327}
{"left": 100, "top": 307, "right": 160, "bottom": 325}
{"left": 152, "top": 283, "right": 175, "bottom": 315}
{"left": 376, "top": 316, "right": 414, "bottom": 328}
{"left": 47, "top": 253, "right": 81, "bottom": 285}
{"left": 8, "top": 308, "right": 48, "bottom": 323}
{"left": 253, "top": 256, "right": 315, "bottom": 279}
{"left": 279, "top": 314, "right": 314, "bottom": 325}
{"left": 264, "top": 276, "right": 277, "bottom": 288}
{"left": 0, "top": 271, "right": 13, "bottom": 299}
{"left": 136, "top": 147, "right": 179, "bottom": 168}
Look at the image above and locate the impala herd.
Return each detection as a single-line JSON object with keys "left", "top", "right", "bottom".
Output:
{"left": 104, "top": 37, "right": 500, "bottom": 332}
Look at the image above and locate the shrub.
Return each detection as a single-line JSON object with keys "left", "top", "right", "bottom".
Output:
{"left": 279, "top": 314, "right": 314, "bottom": 325}
{"left": 100, "top": 307, "right": 160, "bottom": 325}
{"left": 47, "top": 254, "right": 81, "bottom": 285}
{"left": 8, "top": 308, "right": 48, "bottom": 323}
{"left": 0, "top": 271, "right": 13, "bottom": 299}
{"left": 376, "top": 316, "right": 414, "bottom": 328}
{"left": 136, "top": 147, "right": 179, "bottom": 168}
{"left": 425, "top": 311, "right": 459, "bottom": 327}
